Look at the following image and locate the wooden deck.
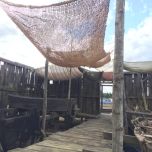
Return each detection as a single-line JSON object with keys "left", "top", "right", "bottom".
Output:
{"left": 9, "top": 114, "right": 112, "bottom": 152}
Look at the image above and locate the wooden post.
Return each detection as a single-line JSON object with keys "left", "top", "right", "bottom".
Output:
{"left": 42, "top": 59, "right": 48, "bottom": 136}
{"left": 68, "top": 35, "right": 73, "bottom": 100}
{"left": 112, "top": 0, "right": 125, "bottom": 152}
{"left": 68, "top": 68, "right": 72, "bottom": 100}
{"left": 100, "top": 83, "right": 103, "bottom": 112}
{"left": 141, "top": 78, "right": 148, "bottom": 110}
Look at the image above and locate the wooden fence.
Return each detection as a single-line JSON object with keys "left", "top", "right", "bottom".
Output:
{"left": 48, "top": 75, "right": 100, "bottom": 115}
{"left": 0, "top": 57, "right": 100, "bottom": 115}
{"left": 124, "top": 72, "right": 152, "bottom": 111}
{"left": 0, "top": 57, "right": 44, "bottom": 108}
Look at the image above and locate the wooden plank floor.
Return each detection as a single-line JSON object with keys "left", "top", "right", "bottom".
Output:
{"left": 9, "top": 113, "right": 112, "bottom": 152}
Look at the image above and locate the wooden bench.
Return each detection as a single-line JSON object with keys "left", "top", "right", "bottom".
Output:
{"left": 8, "top": 94, "right": 77, "bottom": 118}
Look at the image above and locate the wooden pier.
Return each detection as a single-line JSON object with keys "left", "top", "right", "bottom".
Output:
{"left": 9, "top": 114, "right": 112, "bottom": 152}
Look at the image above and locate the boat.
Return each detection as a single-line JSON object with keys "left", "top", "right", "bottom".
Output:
{"left": 133, "top": 117, "right": 152, "bottom": 152}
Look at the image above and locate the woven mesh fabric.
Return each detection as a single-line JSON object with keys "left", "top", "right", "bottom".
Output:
{"left": 0, "top": 0, "right": 110, "bottom": 67}
{"left": 36, "top": 64, "right": 82, "bottom": 80}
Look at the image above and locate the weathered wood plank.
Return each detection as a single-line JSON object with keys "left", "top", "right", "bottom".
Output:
{"left": 36, "top": 140, "right": 83, "bottom": 151}
{"left": 8, "top": 148, "right": 36, "bottom": 152}
{"left": 36, "top": 139, "right": 111, "bottom": 152}
{"left": 47, "top": 134, "right": 111, "bottom": 147}
{"left": 8, "top": 114, "right": 112, "bottom": 152}
{"left": 55, "top": 132, "right": 102, "bottom": 140}
{"left": 83, "top": 147, "right": 112, "bottom": 152}
{"left": 26, "top": 145, "right": 78, "bottom": 152}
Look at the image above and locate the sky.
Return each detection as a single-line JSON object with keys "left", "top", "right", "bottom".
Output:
{"left": 105, "top": 0, "right": 152, "bottom": 61}
{"left": 0, "top": 0, "right": 152, "bottom": 69}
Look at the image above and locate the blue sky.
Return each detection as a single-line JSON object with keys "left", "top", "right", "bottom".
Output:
{"left": 106, "top": 0, "right": 152, "bottom": 39}
{"left": 107, "top": 0, "right": 152, "bottom": 34}
{"left": 125, "top": 0, "right": 152, "bottom": 30}
{"left": 0, "top": 0, "right": 152, "bottom": 68}
{"left": 104, "top": 0, "right": 152, "bottom": 62}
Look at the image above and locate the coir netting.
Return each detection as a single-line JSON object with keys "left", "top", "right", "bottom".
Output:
{"left": 0, "top": 0, "right": 110, "bottom": 67}
{"left": 36, "top": 65, "right": 82, "bottom": 80}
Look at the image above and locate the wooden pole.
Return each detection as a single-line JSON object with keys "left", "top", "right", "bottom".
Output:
{"left": 68, "top": 35, "right": 73, "bottom": 100}
{"left": 42, "top": 59, "right": 48, "bottom": 136}
{"left": 112, "top": 0, "right": 125, "bottom": 152}
{"left": 141, "top": 79, "right": 148, "bottom": 110}
{"left": 100, "top": 84, "right": 103, "bottom": 111}
{"left": 68, "top": 68, "right": 72, "bottom": 100}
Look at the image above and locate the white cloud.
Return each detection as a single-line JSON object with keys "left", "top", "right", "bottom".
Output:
{"left": 101, "top": 15, "right": 152, "bottom": 72}
{"left": 0, "top": 8, "right": 45, "bottom": 67}
{"left": 0, "top": 34, "right": 45, "bottom": 67}
{"left": 106, "top": 15, "right": 152, "bottom": 62}
{"left": 142, "top": 4, "right": 148, "bottom": 14}
{"left": 124, "top": 16, "right": 152, "bottom": 61}
{"left": 140, "top": 0, "right": 152, "bottom": 15}
{"left": 125, "top": 1, "right": 132, "bottom": 12}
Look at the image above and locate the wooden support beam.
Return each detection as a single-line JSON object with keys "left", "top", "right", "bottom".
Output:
{"left": 112, "top": 0, "right": 125, "bottom": 152}
{"left": 100, "top": 85, "right": 103, "bottom": 111}
{"left": 141, "top": 79, "right": 148, "bottom": 110}
{"left": 42, "top": 59, "right": 48, "bottom": 136}
{"left": 68, "top": 68, "right": 72, "bottom": 100}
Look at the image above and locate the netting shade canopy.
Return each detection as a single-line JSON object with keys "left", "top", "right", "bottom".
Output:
{"left": 36, "top": 64, "right": 82, "bottom": 80}
{"left": 0, "top": 0, "right": 110, "bottom": 68}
